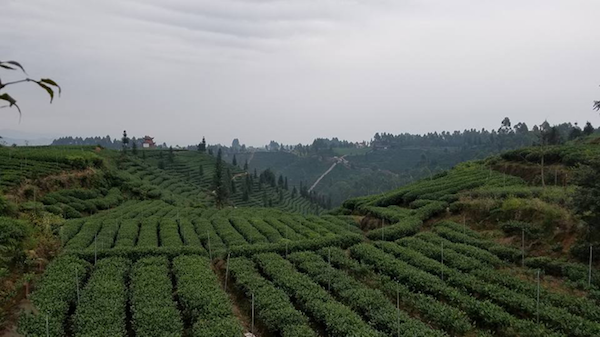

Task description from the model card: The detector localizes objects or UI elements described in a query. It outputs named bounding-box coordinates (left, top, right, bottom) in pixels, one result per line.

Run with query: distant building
left=142, top=136, right=156, bottom=148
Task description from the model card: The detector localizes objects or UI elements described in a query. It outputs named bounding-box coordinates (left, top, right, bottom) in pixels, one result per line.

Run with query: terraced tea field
left=20, top=188, right=600, bottom=335
left=12, top=148, right=600, bottom=336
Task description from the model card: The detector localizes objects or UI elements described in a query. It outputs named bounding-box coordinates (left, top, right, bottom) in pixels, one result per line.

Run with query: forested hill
left=236, top=120, right=598, bottom=207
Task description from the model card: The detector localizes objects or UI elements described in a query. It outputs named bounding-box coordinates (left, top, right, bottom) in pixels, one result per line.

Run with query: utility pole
left=589, top=245, right=594, bottom=288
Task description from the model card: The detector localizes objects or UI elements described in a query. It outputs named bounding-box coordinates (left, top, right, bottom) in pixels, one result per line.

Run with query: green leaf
left=5, top=61, right=26, bottom=74
left=0, top=93, right=16, bottom=105
left=0, top=93, right=22, bottom=117
left=36, top=81, right=55, bottom=103
left=40, top=78, right=61, bottom=95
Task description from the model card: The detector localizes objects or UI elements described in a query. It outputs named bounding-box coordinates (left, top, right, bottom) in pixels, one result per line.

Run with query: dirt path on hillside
left=246, top=151, right=256, bottom=166
left=308, top=155, right=347, bottom=192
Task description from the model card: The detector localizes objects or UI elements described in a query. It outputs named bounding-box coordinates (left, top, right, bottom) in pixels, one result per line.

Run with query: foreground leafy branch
left=0, top=60, right=61, bottom=118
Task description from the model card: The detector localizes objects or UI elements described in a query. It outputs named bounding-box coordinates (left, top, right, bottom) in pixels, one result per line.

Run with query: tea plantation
left=4, top=145, right=600, bottom=336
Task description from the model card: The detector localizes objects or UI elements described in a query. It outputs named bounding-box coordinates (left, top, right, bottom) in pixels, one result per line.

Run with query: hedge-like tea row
left=64, top=220, right=103, bottom=250
left=525, top=257, right=600, bottom=289
left=433, top=225, right=521, bottom=262
left=378, top=242, right=600, bottom=336
left=306, top=215, right=361, bottom=235
left=94, top=219, right=119, bottom=250
left=212, top=217, right=247, bottom=247
left=470, top=269, right=600, bottom=322
left=229, top=217, right=269, bottom=244
left=287, top=251, right=446, bottom=336
left=59, top=219, right=85, bottom=245
left=73, top=257, right=129, bottom=336
left=255, top=253, right=381, bottom=337
left=172, top=255, right=242, bottom=336
left=159, top=219, right=183, bottom=247
left=414, top=232, right=503, bottom=266
left=130, top=256, right=183, bottom=337
left=228, top=257, right=316, bottom=337
left=291, top=216, right=333, bottom=236
left=137, top=218, right=158, bottom=247
left=396, top=237, right=489, bottom=271
left=229, top=234, right=362, bottom=258
left=18, top=256, right=90, bottom=336
left=114, top=219, right=139, bottom=247
left=316, top=247, right=472, bottom=335
left=349, top=244, right=560, bottom=336
left=278, top=215, right=320, bottom=238
left=248, top=218, right=283, bottom=243
left=179, top=219, right=203, bottom=248
left=193, top=218, right=226, bottom=258
left=66, top=245, right=208, bottom=262
left=264, top=218, right=303, bottom=241
left=366, top=216, right=422, bottom=241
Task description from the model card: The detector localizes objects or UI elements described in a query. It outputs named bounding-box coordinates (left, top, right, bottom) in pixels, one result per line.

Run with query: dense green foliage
left=12, top=140, right=600, bottom=336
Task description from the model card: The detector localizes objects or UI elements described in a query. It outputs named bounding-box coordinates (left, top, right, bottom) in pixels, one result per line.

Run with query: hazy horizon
left=2, top=0, right=599, bottom=147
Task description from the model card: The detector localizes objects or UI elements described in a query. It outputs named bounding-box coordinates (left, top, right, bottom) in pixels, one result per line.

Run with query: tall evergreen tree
left=198, top=137, right=207, bottom=153
left=121, top=130, right=129, bottom=153
left=232, top=155, right=237, bottom=166
left=569, top=124, right=583, bottom=140
left=213, top=149, right=228, bottom=208
left=284, top=177, right=288, bottom=190
left=243, top=160, right=249, bottom=171
left=278, top=175, right=284, bottom=188
left=168, top=146, right=175, bottom=163
left=583, top=122, right=595, bottom=136
left=292, top=186, right=297, bottom=198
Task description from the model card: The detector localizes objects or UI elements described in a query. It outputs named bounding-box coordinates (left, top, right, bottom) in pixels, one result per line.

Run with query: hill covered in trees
left=233, top=119, right=598, bottom=207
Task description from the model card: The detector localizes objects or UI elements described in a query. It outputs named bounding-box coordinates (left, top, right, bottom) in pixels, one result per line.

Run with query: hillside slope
left=4, top=141, right=600, bottom=336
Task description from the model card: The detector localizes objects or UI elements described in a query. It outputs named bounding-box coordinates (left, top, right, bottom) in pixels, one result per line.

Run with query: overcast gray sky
left=1, top=0, right=599, bottom=146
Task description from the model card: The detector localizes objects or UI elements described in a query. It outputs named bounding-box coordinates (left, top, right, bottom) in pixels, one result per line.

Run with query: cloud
left=1, top=0, right=599, bottom=146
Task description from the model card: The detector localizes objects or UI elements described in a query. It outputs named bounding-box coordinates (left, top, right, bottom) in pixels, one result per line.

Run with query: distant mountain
left=0, top=129, right=57, bottom=146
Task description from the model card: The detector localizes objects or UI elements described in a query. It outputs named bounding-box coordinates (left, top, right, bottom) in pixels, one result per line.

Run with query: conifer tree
left=245, top=175, right=252, bottom=194
left=583, top=121, right=595, bottom=136
left=292, top=186, right=297, bottom=198
left=198, top=137, right=207, bottom=153
left=121, top=130, right=129, bottom=153
left=278, top=175, right=284, bottom=188
left=168, top=146, right=175, bottom=163
left=243, top=160, right=249, bottom=171
left=284, top=177, right=288, bottom=190
left=232, top=155, right=237, bottom=166
left=213, top=148, right=228, bottom=208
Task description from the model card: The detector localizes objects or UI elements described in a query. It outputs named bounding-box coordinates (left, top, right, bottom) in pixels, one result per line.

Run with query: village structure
left=142, top=135, right=156, bottom=148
